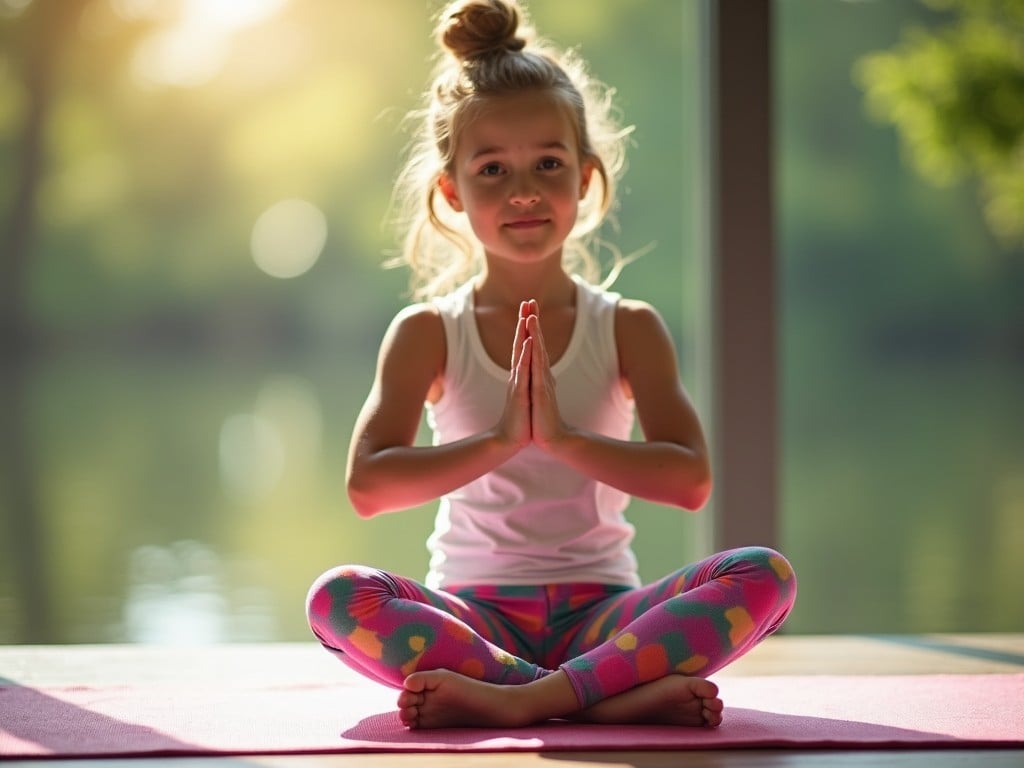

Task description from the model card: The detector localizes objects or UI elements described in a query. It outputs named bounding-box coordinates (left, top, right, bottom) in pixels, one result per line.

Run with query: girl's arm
left=530, top=299, right=711, bottom=511
left=346, top=304, right=531, bottom=518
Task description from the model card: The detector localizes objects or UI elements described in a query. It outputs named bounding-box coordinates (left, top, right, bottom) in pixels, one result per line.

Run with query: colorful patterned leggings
left=306, top=546, right=796, bottom=709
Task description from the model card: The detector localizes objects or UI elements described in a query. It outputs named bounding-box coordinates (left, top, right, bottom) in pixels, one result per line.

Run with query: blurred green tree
left=854, top=0, right=1024, bottom=249
left=2, top=0, right=90, bottom=344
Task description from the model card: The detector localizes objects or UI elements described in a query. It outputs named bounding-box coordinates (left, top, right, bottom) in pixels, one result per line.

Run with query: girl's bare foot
left=576, top=675, right=723, bottom=727
left=398, top=669, right=536, bottom=729
left=397, top=669, right=723, bottom=729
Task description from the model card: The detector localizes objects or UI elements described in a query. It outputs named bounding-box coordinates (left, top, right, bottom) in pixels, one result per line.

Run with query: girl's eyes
left=475, top=158, right=565, bottom=176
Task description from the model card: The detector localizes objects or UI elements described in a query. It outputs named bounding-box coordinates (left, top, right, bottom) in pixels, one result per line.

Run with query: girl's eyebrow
left=468, top=140, right=572, bottom=161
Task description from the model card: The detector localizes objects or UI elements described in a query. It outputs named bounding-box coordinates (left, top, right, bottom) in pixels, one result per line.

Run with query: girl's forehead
left=457, top=91, right=580, bottom=152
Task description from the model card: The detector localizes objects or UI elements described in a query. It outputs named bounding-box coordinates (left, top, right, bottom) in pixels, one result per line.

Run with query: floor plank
left=6, top=751, right=1024, bottom=768
left=2, top=635, right=1023, bottom=768
left=717, top=633, right=1024, bottom=675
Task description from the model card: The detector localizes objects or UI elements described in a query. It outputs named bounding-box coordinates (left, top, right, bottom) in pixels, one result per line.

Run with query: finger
left=526, top=313, right=538, bottom=338
left=531, top=318, right=543, bottom=372
left=519, top=337, right=533, bottom=384
left=511, top=314, right=529, bottom=369
left=526, top=314, right=549, bottom=366
left=511, top=335, right=532, bottom=399
left=519, top=337, right=534, bottom=436
left=528, top=325, right=550, bottom=410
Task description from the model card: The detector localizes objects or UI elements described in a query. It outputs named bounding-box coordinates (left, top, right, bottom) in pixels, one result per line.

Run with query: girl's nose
left=509, top=182, right=540, bottom=206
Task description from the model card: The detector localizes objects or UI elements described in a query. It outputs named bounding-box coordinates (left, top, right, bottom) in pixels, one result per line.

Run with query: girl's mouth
left=505, top=218, right=548, bottom=229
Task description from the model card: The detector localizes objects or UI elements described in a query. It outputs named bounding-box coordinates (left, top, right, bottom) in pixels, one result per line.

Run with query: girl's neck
left=474, top=254, right=576, bottom=310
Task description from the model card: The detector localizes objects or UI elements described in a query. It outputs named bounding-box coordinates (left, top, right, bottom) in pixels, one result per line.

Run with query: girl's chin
left=487, top=247, right=563, bottom=264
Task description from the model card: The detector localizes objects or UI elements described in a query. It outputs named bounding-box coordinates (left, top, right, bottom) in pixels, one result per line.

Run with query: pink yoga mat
left=1, top=674, right=1022, bottom=757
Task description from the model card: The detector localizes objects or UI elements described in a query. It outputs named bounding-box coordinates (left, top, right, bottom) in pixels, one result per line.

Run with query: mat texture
left=2, top=674, right=1022, bottom=757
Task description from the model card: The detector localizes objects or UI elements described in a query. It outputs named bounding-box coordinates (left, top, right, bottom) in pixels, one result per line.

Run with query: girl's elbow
left=346, top=473, right=382, bottom=519
left=682, top=477, right=712, bottom=511
left=679, top=463, right=712, bottom=511
left=347, top=488, right=374, bottom=519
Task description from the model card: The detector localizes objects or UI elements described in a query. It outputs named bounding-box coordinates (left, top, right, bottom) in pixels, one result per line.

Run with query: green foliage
left=855, top=0, right=1024, bottom=247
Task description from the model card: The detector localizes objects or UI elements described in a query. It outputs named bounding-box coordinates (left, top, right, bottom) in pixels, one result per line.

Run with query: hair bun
left=439, top=0, right=529, bottom=62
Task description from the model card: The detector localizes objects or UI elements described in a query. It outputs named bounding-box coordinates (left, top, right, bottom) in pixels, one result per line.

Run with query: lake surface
left=2, top=349, right=1021, bottom=644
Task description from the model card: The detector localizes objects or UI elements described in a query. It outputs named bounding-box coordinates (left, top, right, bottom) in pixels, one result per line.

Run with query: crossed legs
left=307, top=546, right=796, bottom=728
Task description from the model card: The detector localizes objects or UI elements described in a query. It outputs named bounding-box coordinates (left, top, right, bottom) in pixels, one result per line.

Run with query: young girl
left=307, top=0, right=796, bottom=730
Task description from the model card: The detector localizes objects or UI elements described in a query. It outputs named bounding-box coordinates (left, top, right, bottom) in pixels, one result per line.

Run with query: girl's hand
left=497, top=304, right=533, bottom=450
left=523, top=301, right=568, bottom=452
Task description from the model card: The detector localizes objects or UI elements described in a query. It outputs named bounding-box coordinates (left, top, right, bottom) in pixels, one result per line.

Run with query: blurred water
left=1, top=349, right=1022, bottom=643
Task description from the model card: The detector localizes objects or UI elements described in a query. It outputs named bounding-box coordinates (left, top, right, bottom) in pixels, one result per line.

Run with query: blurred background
left=1, top=0, right=1021, bottom=645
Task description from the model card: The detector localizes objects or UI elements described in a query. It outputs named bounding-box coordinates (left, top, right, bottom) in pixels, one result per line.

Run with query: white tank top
left=424, top=275, right=640, bottom=589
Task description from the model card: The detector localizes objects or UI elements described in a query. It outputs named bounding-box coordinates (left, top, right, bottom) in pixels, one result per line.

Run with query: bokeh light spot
left=218, top=413, right=285, bottom=501
left=250, top=198, right=327, bottom=279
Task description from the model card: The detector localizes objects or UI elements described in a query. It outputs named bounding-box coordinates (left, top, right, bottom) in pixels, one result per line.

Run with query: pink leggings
left=306, top=546, right=796, bottom=709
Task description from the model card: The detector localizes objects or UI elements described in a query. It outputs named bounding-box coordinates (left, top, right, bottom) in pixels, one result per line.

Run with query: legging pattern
left=306, top=546, right=796, bottom=709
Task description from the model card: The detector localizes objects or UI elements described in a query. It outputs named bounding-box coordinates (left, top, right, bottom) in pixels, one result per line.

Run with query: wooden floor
left=3, top=634, right=1023, bottom=768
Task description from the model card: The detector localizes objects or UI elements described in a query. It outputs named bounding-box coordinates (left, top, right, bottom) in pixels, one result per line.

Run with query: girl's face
left=439, top=90, right=594, bottom=268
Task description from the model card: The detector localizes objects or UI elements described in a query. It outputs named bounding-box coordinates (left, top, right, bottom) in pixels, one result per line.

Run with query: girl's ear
left=579, top=161, right=595, bottom=199
left=438, top=173, right=464, bottom=212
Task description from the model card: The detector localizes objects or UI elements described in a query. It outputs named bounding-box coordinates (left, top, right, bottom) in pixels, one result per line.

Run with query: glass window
left=778, top=0, right=1024, bottom=633
left=0, top=2, right=702, bottom=643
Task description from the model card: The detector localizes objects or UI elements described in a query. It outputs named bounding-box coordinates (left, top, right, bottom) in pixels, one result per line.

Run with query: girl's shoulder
left=383, top=279, right=474, bottom=367
left=396, top=300, right=441, bottom=317
left=374, top=302, right=446, bottom=407
left=382, top=302, right=445, bottom=357
left=613, top=297, right=675, bottom=358
left=614, top=296, right=666, bottom=332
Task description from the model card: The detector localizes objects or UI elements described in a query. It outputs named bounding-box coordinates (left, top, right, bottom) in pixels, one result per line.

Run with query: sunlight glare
left=0, top=0, right=32, bottom=17
left=113, top=0, right=287, bottom=27
left=134, top=27, right=225, bottom=88
left=182, top=0, right=288, bottom=31
left=129, top=0, right=290, bottom=88
left=251, top=198, right=328, bottom=279
left=109, top=0, right=166, bottom=22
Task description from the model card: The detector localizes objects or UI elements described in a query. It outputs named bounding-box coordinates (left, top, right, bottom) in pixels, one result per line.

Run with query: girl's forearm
left=546, top=428, right=711, bottom=511
left=347, top=430, right=520, bottom=518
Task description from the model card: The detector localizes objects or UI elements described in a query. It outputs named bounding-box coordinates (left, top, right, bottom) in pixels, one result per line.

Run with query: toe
left=703, top=696, right=724, bottom=713
left=398, top=705, right=420, bottom=728
left=693, top=678, right=719, bottom=699
left=397, top=689, right=423, bottom=708
left=702, top=699, right=724, bottom=727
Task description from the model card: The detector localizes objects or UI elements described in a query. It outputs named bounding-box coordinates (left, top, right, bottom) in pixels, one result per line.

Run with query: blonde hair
left=388, top=0, right=632, bottom=300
